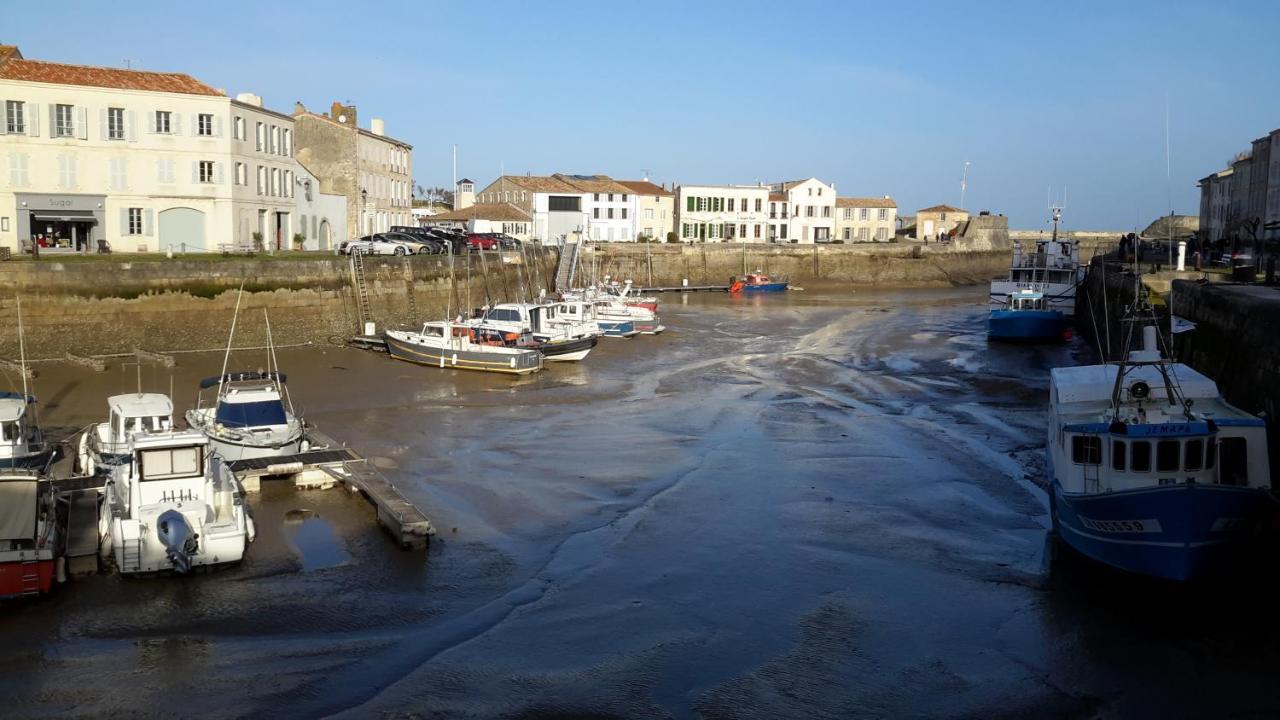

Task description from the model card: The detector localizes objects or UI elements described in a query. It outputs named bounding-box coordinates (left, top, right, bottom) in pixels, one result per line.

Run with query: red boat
left=0, top=469, right=59, bottom=600
left=729, top=273, right=789, bottom=293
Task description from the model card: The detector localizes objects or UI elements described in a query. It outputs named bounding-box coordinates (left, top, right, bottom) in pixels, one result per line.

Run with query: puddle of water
left=284, top=510, right=350, bottom=572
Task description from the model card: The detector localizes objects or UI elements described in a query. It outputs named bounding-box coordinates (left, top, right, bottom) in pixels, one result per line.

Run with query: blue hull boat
left=1052, top=478, right=1273, bottom=582
left=738, top=283, right=788, bottom=293
left=988, top=309, right=1065, bottom=342
left=598, top=320, right=638, bottom=337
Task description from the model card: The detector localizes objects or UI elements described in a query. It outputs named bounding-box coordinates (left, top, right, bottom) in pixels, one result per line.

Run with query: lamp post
left=360, top=188, right=368, bottom=236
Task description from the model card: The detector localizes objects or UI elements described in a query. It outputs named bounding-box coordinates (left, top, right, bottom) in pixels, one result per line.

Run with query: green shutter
left=687, top=196, right=695, bottom=212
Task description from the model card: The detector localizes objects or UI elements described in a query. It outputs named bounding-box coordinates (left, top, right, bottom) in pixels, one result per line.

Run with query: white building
left=0, top=44, right=255, bottom=253
left=768, top=178, right=835, bottom=243
left=617, top=179, right=675, bottom=241
left=675, top=184, right=770, bottom=242
left=229, top=93, right=298, bottom=251
left=834, top=196, right=897, bottom=242
left=294, top=160, right=346, bottom=251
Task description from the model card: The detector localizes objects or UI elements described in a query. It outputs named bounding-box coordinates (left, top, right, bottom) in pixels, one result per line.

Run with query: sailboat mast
left=218, top=283, right=246, bottom=396
left=16, top=295, right=28, bottom=400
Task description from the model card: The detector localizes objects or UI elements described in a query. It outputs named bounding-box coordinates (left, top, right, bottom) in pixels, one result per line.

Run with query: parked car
left=342, top=234, right=419, bottom=256
left=466, top=233, right=501, bottom=250
left=382, top=231, right=445, bottom=254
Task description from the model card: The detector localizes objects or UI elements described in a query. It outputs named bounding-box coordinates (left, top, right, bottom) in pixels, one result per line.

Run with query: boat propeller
left=157, top=509, right=199, bottom=574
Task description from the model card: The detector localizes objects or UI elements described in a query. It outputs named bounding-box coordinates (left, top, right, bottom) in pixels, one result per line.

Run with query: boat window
left=1, top=421, right=18, bottom=442
left=1130, top=441, right=1152, bottom=472
left=139, top=446, right=203, bottom=480
left=1185, top=439, right=1203, bottom=472
left=1156, top=440, right=1180, bottom=473
left=423, top=325, right=444, bottom=337
left=216, top=400, right=287, bottom=428
left=1111, top=440, right=1126, bottom=471
left=1206, top=439, right=1216, bottom=469
left=1219, top=437, right=1248, bottom=486
left=1071, top=435, right=1101, bottom=465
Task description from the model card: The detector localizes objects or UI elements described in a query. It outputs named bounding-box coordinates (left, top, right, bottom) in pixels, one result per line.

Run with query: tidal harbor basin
left=3, top=272, right=1280, bottom=718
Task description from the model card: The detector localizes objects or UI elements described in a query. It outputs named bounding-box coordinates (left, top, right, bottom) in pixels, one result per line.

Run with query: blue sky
left=6, top=0, right=1279, bottom=229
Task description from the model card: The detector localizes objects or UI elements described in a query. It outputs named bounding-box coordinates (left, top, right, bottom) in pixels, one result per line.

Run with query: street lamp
left=360, top=188, right=368, bottom=236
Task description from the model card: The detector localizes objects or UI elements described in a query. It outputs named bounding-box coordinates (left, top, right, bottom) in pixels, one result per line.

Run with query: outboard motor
left=157, top=509, right=198, bottom=573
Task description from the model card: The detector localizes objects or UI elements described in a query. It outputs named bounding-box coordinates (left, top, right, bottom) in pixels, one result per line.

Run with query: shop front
left=14, top=193, right=106, bottom=254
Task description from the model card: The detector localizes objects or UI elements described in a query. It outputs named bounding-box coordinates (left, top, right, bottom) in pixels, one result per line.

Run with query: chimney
left=370, top=118, right=385, bottom=136
left=235, top=92, right=263, bottom=107
left=330, top=101, right=356, bottom=127
left=292, top=101, right=307, bottom=116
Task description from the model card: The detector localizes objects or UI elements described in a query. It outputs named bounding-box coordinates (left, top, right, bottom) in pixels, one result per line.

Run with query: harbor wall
left=0, top=243, right=1007, bottom=359
left=584, top=243, right=1006, bottom=290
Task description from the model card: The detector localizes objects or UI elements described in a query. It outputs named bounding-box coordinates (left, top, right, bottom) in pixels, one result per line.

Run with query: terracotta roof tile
left=836, top=196, right=897, bottom=208
left=426, top=203, right=531, bottom=222
left=0, top=55, right=222, bottom=96
left=553, top=173, right=633, bottom=194
left=615, top=180, right=673, bottom=197
left=0, top=45, right=22, bottom=63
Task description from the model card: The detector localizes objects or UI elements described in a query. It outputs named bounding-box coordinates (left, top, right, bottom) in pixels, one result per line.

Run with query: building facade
left=618, top=180, right=674, bottom=241
left=1197, top=168, right=1234, bottom=244
left=834, top=196, right=897, bottom=242
left=229, top=93, right=297, bottom=251
left=1, top=45, right=242, bottom=253
left=473, top=173, right=646, bottom=243
left=767, top=178, right=835, bottom=243
left=294, top=159, right=346, bottom=251
left=293, top=101, right=413, bottom=240
left=675, top=184, right=769, bottom=242
left=1269, top=130, right=1280, bottom=243
left=915, top=204, right=969, bottom=241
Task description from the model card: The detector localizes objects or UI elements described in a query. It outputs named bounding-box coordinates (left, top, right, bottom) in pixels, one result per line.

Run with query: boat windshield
left=216, top=400, right=287, bottom=428
left=1, top=421, right=19, bottom=442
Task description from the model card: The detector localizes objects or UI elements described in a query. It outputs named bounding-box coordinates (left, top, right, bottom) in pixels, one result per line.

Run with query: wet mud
left=2, top=287, right=1278, bottom=719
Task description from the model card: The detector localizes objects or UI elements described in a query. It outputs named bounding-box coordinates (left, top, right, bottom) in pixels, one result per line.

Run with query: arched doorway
left=319, top=219, right=331, bottom=251
left=158, top=207, right=206, bottom=251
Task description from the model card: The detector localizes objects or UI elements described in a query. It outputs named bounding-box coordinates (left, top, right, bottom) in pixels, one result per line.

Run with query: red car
left=466, top=234, right=500, bottom=250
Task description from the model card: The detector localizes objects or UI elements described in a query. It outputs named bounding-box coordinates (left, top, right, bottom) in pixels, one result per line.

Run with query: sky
left=6, top=0, right=1279, bottom=229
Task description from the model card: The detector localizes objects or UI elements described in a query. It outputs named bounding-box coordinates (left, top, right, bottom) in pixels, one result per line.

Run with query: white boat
left=1048, top=303, right=1273, bottom=581
left=384, top=320, right=544, bottom=375
left=0, top=392, right=55, bottom=471
left=468, top=302, right=599, bottom=362
left=186, top=372, right=305, bottom=462
left=560, top=288, right=664, bottom=335
left=77, top=393, right=175, bottom=475
left=100, top=428, right=254, bottom=574
left=549, top=298, right=639, bottom=338
left=0, top=468, right=58, bottom=599
left=989, top=206, right=1080, bottom=341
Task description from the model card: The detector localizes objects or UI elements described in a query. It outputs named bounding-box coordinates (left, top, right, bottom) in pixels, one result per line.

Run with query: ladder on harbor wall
left=400, top=254, right=417, bottom=324
left=350, top=251, right=373, bottom=330
left=555, top=241, right=581, bottom=292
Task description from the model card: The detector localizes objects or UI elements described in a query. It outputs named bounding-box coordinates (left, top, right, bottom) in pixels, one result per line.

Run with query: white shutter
left=127, top=111, right=138, bottom=141
left=191, top=162, right=199, bottom=184
left=172, top=114, right=182, bottom=135
left=47, top=104, right=56, bottom=136
left=143, top=209, right=154, bottom=236
left=214, top=116, right=223, bottom=137
left=0, top=102, right=6, bottom=136
left=192, top=114, right=200, bottom=136
left=146, top=111, right=156, bottom=133
left=155, top=158, right=164, bottom=182
left=213, top=162, right=224, bottom=185
left=120, top=209, right=129, bottom=236
left=99, top=108, right=108, bottom=140
left=25, top=103, right=38, bottom=137
left=76, top=106, right=88, bottom=139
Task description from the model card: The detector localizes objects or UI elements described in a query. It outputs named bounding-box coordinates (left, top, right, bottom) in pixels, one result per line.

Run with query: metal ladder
left=19, top=559, right=42, bottom=596
left=400, top=254, right=417, bottom=323
left=350, top=250, right=373, bottom=331
left=120, top=537, right=141, bottom=573
left=555, top=241, right=581, bottom=292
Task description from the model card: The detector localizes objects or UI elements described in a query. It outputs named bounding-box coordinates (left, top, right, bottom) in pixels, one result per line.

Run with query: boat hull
left=597, top=320, right=638, bottom=338
left=988, top=309, right=1066, bottom=342
left=1052, top=480, right=1274, bottom=582
left=385, top=332, right=542, bottom=375
left=733, top=282, right=788, bottom=293
left=538, top=335, right=598, bottom=362
left=184, top=410, right=304, bottom=462
left=0, top=557, right=56, bottom=599
left=0, top=447, right=56, bottom=471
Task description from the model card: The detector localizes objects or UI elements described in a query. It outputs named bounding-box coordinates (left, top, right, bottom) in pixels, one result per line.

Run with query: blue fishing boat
left=730, top=273, right=788, bottom=293
left=1048, top=297, right=1274, bottom=581
left=988, top=205, right=1079, bottom=342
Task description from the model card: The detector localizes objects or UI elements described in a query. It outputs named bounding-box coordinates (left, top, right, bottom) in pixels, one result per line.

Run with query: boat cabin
left=104, top=393, right=174, bottom=449
left=199, top=373, right=289, bottom=430
left=0, top=393, right=37, bottom=458
left=481, top=303, right=557, bottom=334
left=1008, top=240, right=1078, bottom=286
left=1007, top=291, right=1048, bottom=311
left=1050, top=364, right=1271, bottom=494
left=124, top=431, right=211, bottom=511
left=0, top=470, right=47, bottom=552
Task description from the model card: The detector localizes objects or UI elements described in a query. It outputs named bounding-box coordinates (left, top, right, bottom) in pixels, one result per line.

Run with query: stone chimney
left=330, top=101, right=356, bottom=127
left=235, top=92, right=263, bottom=107
left=370, top=118, right=385, bottom=136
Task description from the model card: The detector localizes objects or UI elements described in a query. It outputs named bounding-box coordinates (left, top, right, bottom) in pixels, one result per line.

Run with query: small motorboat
left=988, top=289, right=1067, bottom=342
left=100, top=428, right=254, bottom=574
left=385, top=320, right=544, bottom=375
left=729, top=273, right=788, bottom=293
left=551, top=298, right=638, bottom=338
left=77, top=393, right=175, bottom=475
left=468, top=303, right=599, bottom=362
left=0, top=392, right=55, bottom=471
left=187, top=372, right=305, bottom=462
left=0, top=468, right=58, bottom=599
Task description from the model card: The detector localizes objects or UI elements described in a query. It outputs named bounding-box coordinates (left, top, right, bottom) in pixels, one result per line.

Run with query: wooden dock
left=62, top=488, right=100, bottom=577
left=633, top=284, right=730, bottom=293
left=226, top=428, right=433, bottom=549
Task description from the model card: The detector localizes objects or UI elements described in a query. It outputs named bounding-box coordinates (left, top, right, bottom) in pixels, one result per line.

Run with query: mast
left=16, top=295, right=28, bottom=401
left=217, top=281, right=246, bottom=397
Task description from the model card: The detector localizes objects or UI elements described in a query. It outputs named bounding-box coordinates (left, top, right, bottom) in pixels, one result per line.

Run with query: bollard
left=682, top=278, right=688, bottom=287
left=1177, top=241, right=1186, bottom=271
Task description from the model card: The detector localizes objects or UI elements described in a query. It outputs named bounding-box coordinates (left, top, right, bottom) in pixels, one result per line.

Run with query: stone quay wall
left=0, top=250, right=557, bottom=359
left=0, top=243, right=1007, bottom=359
left=584, top=243, right=1007, bottom=290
